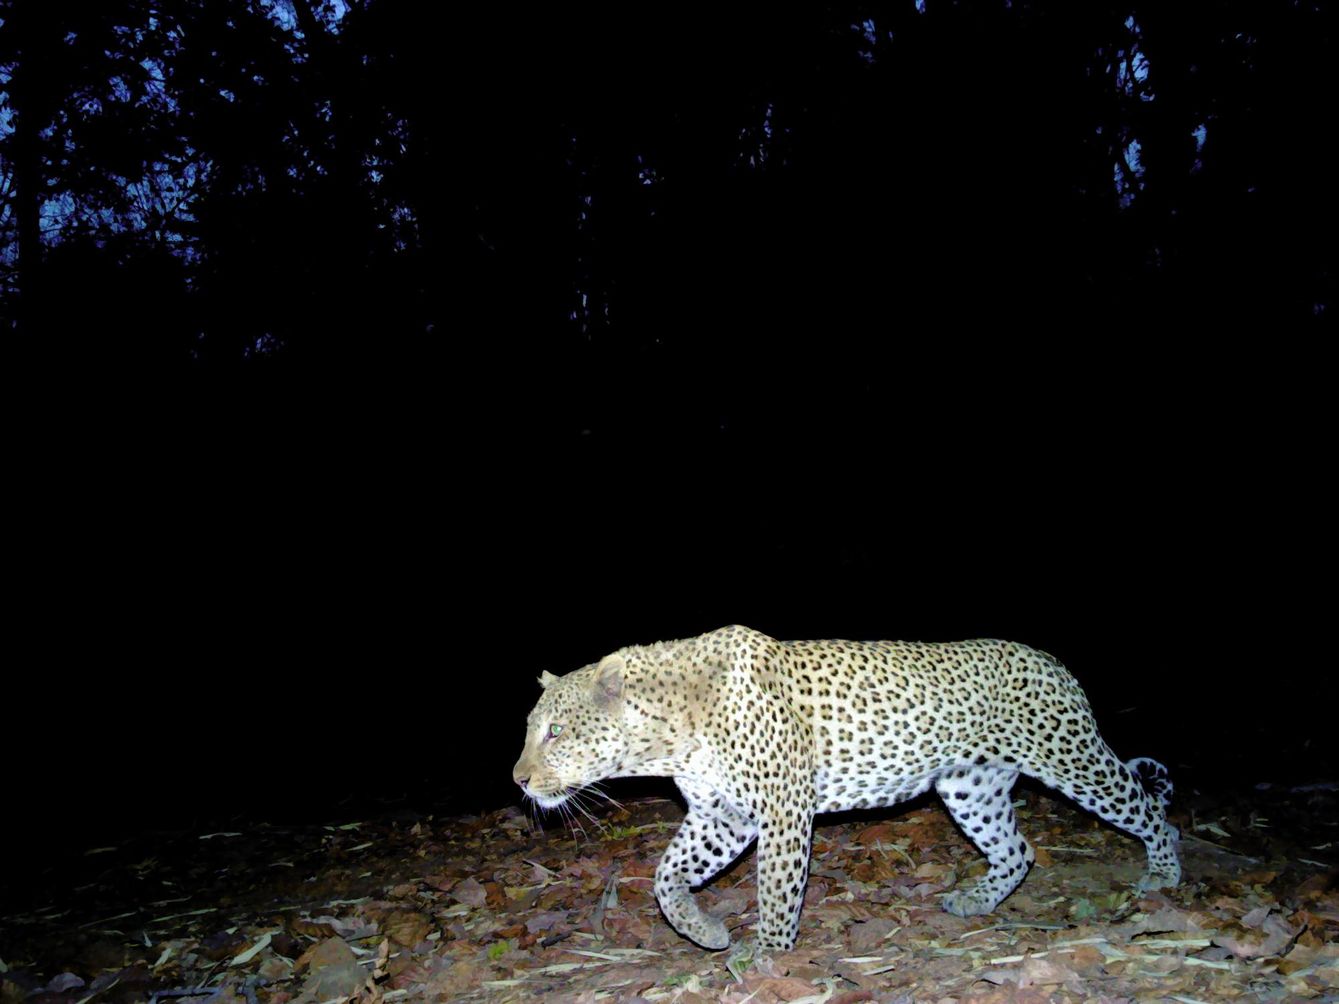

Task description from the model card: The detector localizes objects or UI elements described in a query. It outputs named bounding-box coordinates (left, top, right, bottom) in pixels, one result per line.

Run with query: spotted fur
left=512, top=625, right=1181, bottom=952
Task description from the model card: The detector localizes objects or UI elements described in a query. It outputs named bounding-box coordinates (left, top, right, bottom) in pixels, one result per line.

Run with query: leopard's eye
left=548, top=724, right=564, bottom=740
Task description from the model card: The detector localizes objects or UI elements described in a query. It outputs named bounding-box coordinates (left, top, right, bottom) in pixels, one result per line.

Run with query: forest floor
left=2, top=782, right=1337, bottom=1004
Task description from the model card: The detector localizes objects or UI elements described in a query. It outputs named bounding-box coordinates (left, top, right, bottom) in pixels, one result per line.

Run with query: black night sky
left=2, top=1, right=1333, bottom=894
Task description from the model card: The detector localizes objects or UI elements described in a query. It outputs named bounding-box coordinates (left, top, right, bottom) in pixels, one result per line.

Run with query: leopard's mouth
left=522, top=785, right=570, bottom=810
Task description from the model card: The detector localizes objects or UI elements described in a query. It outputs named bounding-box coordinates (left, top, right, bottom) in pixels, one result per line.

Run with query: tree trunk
left=5, top=4, right=61, bottom=340
left=10, top=108, right=44, bottom=337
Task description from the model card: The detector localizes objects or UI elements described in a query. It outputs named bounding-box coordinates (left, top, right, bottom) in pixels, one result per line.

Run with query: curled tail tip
left=1126, top=756, right=1174, bottom=813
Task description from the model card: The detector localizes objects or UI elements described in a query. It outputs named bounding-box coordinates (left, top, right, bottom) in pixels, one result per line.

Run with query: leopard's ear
left=593, top=654, right=624, bottom=707
left=538, top=670, right=560, bottom=689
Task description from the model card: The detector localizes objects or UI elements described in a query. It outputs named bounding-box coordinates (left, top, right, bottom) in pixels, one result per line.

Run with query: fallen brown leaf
left=382, top=909, right=431, bottom=948
left=449, top=876, right=488, bottom=907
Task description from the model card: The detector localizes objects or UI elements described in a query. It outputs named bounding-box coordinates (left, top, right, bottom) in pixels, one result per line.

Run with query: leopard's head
left=512, top=655, right=628, bottom=810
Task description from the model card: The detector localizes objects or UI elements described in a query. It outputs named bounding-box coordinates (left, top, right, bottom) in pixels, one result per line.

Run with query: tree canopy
left=1, top=1, right=1331, bottom=434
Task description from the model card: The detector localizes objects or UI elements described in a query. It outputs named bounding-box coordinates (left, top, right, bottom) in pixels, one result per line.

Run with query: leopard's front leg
left=655, top=778, right=758, bottom=950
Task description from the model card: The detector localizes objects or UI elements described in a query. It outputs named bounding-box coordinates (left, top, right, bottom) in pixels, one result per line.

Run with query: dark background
left=2, top=1, right=1332, bottom=878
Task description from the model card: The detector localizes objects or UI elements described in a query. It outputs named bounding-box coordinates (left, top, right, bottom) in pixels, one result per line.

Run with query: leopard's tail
left=1126, top=756, right=1174, bottom=815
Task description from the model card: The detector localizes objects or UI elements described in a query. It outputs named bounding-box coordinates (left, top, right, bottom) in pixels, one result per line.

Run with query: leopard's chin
left=524, top=788, right=570, bottom=810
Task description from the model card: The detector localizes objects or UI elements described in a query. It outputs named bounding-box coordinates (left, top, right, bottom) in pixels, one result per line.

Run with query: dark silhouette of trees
left=0, top=0, right=1331, bottom=428
left=1, top=3, right=176, bottom=350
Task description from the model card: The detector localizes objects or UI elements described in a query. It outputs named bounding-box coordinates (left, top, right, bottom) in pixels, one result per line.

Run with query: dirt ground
left=2, top=781, right=1336, bottom=1003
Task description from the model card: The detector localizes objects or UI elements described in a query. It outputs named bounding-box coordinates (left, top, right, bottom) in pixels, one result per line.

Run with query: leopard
left=512, top=625, right=1181, bottom=952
